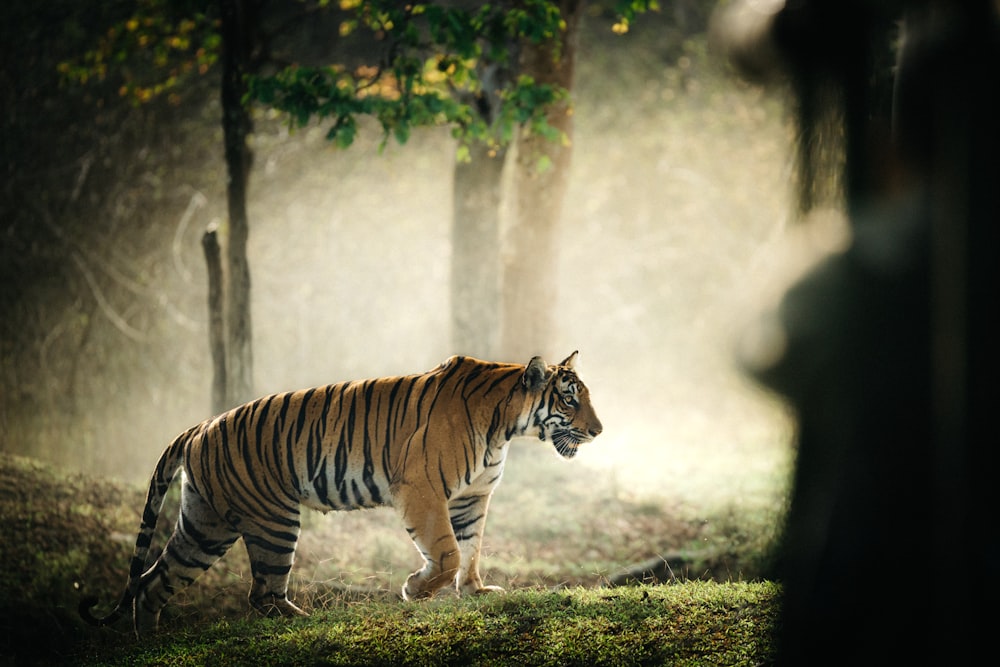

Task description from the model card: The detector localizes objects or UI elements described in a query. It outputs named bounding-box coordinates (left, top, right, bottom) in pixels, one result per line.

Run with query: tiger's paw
left=402, top=574, right=433, bottom=601
left=250, top=594, right=309, bottom=618
left=133, top=606, right=160, bottom=639
left=457, top=577, right=504, bottom=596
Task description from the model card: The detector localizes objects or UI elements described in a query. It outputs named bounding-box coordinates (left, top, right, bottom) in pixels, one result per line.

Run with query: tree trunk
left=500, top=0, right=583, bottom=361
left=219, top=0, right=257, bottom=409
left=451, top=143, right=507, bottom=360
left=202, top=223, right=227, bottom=416
left=450, top=57, right=515, bottom=361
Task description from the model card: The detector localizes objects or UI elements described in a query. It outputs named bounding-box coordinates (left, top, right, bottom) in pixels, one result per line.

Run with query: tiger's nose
left=588, top=421, right=603, bottom=438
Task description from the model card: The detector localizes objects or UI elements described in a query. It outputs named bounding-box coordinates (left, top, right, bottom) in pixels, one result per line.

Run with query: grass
left=76, top=584, right=781, bottom=667
left=0, top=451, right=785, bottom=666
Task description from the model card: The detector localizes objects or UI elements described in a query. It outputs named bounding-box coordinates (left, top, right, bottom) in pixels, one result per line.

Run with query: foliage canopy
left=250, top=1, right=572, bottom=156
left=58, top=0, right=658, bottom=156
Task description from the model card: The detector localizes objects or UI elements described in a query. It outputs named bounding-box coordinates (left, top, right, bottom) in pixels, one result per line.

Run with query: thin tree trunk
left=220, top=0, right=257, bottom=409
left=500, top=0, right=583, bottom=361
left=202, top=223, right=227, bottom=416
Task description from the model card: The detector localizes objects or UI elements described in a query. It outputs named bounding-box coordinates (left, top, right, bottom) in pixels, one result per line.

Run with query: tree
left=218, top=0, right=262, bottom=410
left=450, top=60, right=513, bottom=359
left=498, top=0, right=657, bottom=359
left=500, top=0, right=583, bottom=360
left=718, top=0, right=1000, bottom=663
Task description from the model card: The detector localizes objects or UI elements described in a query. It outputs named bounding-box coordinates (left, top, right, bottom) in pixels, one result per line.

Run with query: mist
left=2, top=10, right=797, bottom=512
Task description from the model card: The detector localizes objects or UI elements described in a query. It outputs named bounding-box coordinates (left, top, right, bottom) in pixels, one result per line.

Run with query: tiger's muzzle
left=549, top=421, right=602, bottom=459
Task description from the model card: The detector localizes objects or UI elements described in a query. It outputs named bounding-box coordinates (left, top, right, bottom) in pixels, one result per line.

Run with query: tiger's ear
left=523, top=356, right=551, bottom=392
left=558, top=351, right=579, bottom=368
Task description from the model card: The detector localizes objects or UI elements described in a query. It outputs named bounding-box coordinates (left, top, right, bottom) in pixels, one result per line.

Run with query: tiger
left=79, top=352, right=601, bottom=636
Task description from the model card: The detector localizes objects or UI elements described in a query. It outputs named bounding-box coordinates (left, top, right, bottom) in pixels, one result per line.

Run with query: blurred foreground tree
left=717, top=0, right=1000, bottom=663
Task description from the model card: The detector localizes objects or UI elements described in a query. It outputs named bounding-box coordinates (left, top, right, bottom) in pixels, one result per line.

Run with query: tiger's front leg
left=449, top=492, right=504, bottom=596
left=398, top=497, right=462, bottom=600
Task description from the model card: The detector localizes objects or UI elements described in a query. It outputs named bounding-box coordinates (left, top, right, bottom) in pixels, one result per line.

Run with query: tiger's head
left=523, top=351, right=603, bottom=459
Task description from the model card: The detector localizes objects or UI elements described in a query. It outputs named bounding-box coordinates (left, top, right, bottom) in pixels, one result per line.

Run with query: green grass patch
left=77, top=583, right=780, bottom=667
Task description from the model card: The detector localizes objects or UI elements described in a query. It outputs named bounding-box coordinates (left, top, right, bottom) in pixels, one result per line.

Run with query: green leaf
left=393, top=123, right=411, bottom=145
left=331, top=116, right=357, bottom=149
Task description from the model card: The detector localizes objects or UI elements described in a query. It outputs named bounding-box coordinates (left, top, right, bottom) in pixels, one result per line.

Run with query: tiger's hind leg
left=133, top=480, right=240, bottom=636
left=240, top=512, right=308, bottom=618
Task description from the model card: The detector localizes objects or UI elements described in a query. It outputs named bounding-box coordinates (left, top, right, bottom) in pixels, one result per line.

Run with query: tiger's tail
left=79, top=427, right=192, bottom=628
